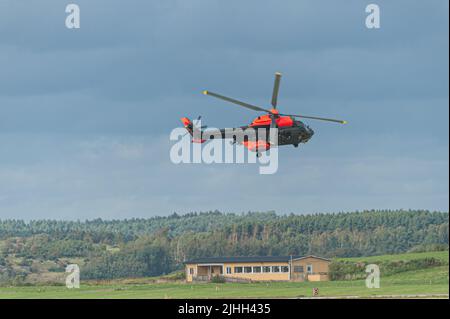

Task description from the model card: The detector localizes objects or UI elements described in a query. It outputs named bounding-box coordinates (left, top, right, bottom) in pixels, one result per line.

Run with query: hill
left=0, top=210, right=448, bottom=283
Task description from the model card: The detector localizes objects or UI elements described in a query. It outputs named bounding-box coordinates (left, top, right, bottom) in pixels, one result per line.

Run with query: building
left=184, top=255, right=330, bottom=282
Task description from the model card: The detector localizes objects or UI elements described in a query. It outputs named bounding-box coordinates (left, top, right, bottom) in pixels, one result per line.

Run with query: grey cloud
left=0, top=0, right=448, bottom=219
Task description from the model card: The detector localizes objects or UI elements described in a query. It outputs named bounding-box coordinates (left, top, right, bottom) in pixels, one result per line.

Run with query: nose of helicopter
left=305, top=125, right=314, bottom=141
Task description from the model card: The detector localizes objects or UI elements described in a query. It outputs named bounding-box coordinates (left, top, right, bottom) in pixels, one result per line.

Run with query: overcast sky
left=0, top=0, right=448, bottom=220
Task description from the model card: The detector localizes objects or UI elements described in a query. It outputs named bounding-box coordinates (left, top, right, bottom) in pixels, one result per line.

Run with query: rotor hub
left=269, top=108, right=279, bottom=115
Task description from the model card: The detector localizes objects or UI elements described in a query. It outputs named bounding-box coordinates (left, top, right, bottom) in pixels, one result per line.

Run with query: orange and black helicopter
left=181, top=72, right=346, bottom=156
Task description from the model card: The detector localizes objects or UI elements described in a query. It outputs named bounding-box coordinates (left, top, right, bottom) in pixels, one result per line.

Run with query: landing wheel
left=293, top=144, right=299, bottom=148
left=256, top=152, right=262, bottom=158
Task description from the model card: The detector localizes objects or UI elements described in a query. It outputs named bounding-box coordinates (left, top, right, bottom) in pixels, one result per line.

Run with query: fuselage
left=212, top=115, right=314, bottom=147
left=181, top=114, right=314, bottom=151
left=247, top=115, right=314, bottom=146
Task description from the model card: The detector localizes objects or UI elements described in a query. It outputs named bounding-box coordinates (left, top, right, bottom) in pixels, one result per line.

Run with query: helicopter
left=181, top=72, right=346, bottom=157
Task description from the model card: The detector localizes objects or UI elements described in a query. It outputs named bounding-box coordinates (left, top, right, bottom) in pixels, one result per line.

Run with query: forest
left=0, top=210, right=448, bottom=282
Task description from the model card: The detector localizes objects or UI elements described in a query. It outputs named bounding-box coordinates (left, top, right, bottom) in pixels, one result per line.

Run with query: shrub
left=48, top=266, right=65, bottom=273
left=211, top=275, right=226, bottom=283
left=329, top=257, right=447, bottom=281
left=408, top=244, right=449, bottom=253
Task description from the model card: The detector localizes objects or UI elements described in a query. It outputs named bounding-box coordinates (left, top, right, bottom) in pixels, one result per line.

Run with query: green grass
left=0, top=251, right=447, bottom=299
left=0, top=266, right=447, bottom=299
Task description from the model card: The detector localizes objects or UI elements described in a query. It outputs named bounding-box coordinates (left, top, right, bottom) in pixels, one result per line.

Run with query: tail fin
left=181, top=117, right=193, bottom=134
left=180, top=117, right=205, bottom=143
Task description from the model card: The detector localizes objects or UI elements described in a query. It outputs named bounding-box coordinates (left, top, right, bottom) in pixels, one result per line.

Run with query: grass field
left=0, top=251, right=448, bottom=299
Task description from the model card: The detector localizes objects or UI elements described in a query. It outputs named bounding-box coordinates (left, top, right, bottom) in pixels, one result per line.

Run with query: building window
left=307, top=265, right=313, bottom=274
left=226, top=267, right=232, bottom=274
left=294, top=266, right=304, bottom=273
left=234, top=267, right=243, bottom=273
left=253, top=266, right=262, bottom=273
left=189, top=268, right=194, bottom=275
left=244, top=266, right=252, bottom=273
left=281, top=266, right=289, bottom=273
left=263, top=266, right=271, bottom=273
left=272, top=266, right=280, bottom=273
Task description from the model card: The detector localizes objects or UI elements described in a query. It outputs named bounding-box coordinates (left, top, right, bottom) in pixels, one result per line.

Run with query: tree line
left=0, top=210, right=448, bottom=280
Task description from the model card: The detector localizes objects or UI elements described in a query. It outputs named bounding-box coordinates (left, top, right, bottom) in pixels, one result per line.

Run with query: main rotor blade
left=271, top=72, right=282, bottom=108
left=203, top=90, right=270, bottom=113
left=269, top=114, right=278, bottom=145
left=282, top=113, right=347, bottom=124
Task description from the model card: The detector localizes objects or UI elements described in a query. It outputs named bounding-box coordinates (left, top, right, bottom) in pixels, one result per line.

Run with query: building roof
left=184, top=255, right=330, bottom=264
